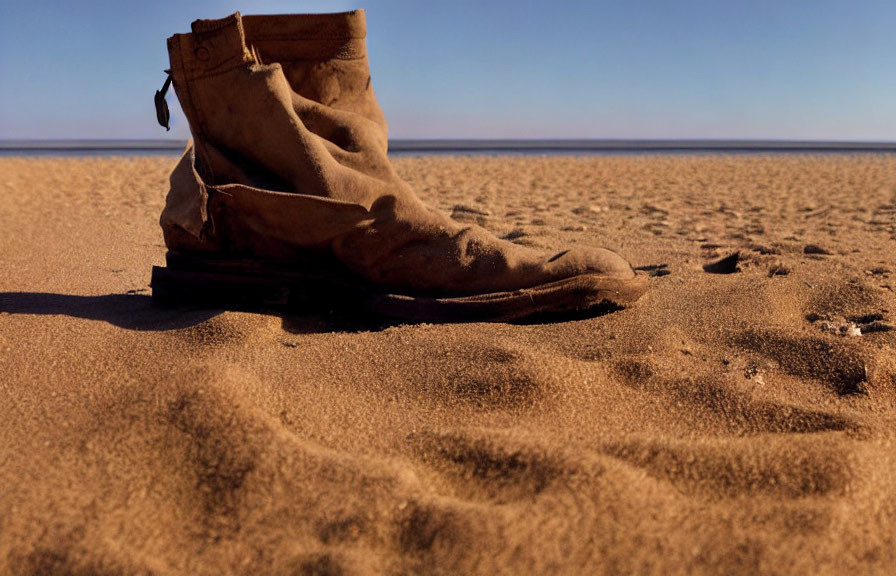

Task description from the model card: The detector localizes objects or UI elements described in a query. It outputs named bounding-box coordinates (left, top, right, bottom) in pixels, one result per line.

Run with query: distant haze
left=1, top=0, right=894, bottom=141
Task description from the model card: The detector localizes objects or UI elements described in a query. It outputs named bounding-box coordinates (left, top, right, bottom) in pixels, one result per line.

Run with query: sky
left=1, top=0, right=894, bottom=141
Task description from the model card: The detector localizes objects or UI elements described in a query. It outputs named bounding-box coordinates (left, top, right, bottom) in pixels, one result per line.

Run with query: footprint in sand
left=408, top=429, right=564, bottom=504
left=597, top=435, right=855, bottom=501
left=610, top=360, right=858, bottom=435
left=734, top=329, right=868, bottom=396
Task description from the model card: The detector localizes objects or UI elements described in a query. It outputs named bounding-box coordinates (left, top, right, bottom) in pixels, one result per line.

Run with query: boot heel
left=151, top=265, right=291, bottom=308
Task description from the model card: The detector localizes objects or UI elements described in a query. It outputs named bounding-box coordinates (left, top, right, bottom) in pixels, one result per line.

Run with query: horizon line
left=3, top=138, right=896, bottom=153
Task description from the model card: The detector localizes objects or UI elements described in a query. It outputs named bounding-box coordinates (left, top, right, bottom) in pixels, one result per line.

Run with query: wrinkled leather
left=161, top=11, right=638, bottom=297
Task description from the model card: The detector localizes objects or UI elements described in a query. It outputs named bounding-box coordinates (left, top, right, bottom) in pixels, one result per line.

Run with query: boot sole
left=151, top=252, right=648, bottom=323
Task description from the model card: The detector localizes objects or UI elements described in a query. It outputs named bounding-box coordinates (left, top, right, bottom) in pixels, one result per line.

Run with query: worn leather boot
left=152, top=10, right=647, bottom=322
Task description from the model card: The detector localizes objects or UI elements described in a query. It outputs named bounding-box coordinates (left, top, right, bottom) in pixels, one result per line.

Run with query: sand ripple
left=2, top=155, right=896, bottom=574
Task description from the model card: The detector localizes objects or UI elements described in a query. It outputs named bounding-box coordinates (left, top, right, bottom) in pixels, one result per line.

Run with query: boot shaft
left=160, top=10, right=401, bottom=257
left=242, top=12, right=386, bottom=132
left=167, top=10, right=386, bottom=138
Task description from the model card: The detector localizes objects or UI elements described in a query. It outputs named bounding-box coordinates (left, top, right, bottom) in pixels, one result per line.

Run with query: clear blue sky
left=1, top=0, right=894, bottom=141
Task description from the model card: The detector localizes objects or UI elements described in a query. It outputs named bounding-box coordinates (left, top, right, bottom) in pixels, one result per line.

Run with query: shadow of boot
left=0, top=292, right=220, bottom=331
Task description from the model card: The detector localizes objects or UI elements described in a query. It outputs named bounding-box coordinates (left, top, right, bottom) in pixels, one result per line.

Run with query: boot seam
left=191, top=12, right=242, bottom=34
left=173, top=57, right=257, bottom=82
left=260, top=55, right=364, bottom=62
left=173, top=35, right=208, bottom=137
left=248, top=39, right=366, bottom=61
left=177, top=62, right=260, bottom=82
left=248, top=33, right=366, bottom=40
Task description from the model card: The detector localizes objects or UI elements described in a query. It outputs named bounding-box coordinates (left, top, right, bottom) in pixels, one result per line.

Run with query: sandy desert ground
left=1, top=154, right=895, bottom=575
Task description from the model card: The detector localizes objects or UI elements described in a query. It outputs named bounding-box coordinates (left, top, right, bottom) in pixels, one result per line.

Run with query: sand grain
left=1, top=154, right=895, bottom=574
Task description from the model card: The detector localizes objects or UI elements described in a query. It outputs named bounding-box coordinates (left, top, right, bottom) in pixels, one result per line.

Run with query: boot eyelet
left=195, top=46, right=210, bottom=62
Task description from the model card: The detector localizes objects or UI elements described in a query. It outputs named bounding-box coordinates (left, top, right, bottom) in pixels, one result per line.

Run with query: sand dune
left=1, top=155, right=895, bottom=574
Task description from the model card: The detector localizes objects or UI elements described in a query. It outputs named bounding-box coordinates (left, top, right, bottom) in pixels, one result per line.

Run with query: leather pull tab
left=155, top=70, right=172, bottom=131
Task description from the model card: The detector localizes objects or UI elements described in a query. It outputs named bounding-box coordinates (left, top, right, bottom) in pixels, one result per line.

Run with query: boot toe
left=546, top=246, right=636, bottom=280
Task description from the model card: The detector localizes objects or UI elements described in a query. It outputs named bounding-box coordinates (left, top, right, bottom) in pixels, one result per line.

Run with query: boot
left=152, top=10, right=647, bottom=322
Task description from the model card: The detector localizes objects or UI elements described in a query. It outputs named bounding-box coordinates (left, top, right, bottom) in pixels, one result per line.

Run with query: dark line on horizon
left=389, top=139, right=896, bottom=153
left=3, top=139, right=896, bottom=153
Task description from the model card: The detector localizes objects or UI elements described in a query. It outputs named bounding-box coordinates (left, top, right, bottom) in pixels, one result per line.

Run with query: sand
left=1, top=154, right=895, bottom=575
